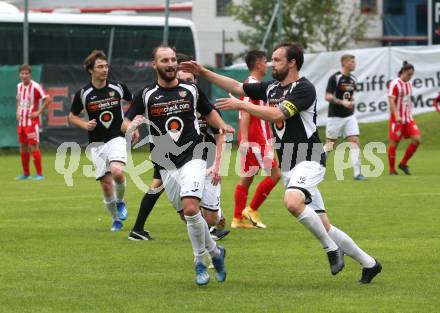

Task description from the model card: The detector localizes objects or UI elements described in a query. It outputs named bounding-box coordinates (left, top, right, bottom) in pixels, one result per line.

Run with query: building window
left=217, top=0, right=232, bottom=17
left=384, top=0, right=403, bottom=15
left=215, top=53, right=233, bottom=68
left=416, top=4, right=427, bottom=34
left=360, top=0, right=376, bottom=14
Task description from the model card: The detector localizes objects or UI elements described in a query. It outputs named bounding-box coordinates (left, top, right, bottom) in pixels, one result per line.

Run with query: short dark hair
left=273, top=42, right=304, bottom=71
left=398, top=60, right=414, bottom=76
left=84, top=50, right=107, bottom=75
left=245, top=50, right=266, bottom=71
left=176, top=53, right=194, bottom=64
left=340, top=54, right=355, bottom=65
left=151, top=44, right=176, bottom=61
left=19, top=64, right=31, bottom=73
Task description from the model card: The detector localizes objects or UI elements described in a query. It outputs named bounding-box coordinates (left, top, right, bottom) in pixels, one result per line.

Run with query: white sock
left=185, top=212, right=207, bottom=264
left=205, top=222, right=220, bottom=258
left=114, top=180, right=126, bottom=203
left=297, top=206, right=338, bottom=252
left=328, top=225, right=376, bottom=268
left=103, top=195, right=119, bottom=221
left=350, top=147, right=361, bottom=177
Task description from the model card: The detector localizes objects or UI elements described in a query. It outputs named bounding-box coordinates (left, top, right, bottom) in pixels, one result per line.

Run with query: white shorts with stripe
left=90, top=136, right=127, bottom=180
left=283, top=161, right=326, bottom=214
left=160, top=159, right=221, bottom=212
left=200, top=175, right=221, bottom=211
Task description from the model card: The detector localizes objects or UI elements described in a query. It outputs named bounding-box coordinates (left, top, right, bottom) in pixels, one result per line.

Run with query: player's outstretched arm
left=216, top=95, right=285, bottom=123
left=179, top=61, right=245, bottom=97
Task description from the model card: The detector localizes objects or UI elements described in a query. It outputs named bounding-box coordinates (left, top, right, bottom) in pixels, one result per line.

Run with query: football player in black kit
left=126, top=53, right=230, bottom=242
left=69, top=50, right=132, bottom=232
left=324, top=54, right=366, bottom=180
left=181, top=42, right=381, bottom=284
left=122, top=45, right=233, bottom=286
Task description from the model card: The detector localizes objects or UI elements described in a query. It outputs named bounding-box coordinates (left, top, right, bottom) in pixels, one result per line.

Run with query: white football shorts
left=326, top=115, right=360, bottom=139
left=283, top=161, right=326, bottom=214
left=91, top=136, right=127, bottom=180
left=160, top=158, right=207, bottom=212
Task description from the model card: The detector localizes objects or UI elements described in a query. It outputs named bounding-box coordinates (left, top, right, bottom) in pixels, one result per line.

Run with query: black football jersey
left=326, top=71, right=357, bottom=117
left=126, top=81, right=214, bottom=169
left=243, top=77, right=325, bottom=171
left=70, top=80, right=132, bottom=143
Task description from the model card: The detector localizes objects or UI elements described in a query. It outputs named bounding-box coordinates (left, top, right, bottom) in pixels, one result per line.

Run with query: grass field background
left=1, top=113, right=439, bottom=312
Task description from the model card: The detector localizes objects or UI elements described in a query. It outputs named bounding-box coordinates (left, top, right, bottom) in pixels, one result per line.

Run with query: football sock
left=104, top=195, right=119, bottom=221
left=350, top=147, right=361, bottom=177
left=400, top=143, right=418, bottom=166
left=21, top=151, right=30, bottom=176
left=115, top=179, right=126, bottom=203
left=234, top=184, right=248, bottom=219
left=328, top=225, right=376, bottom=268
left=297, top=206, right=338, bottom=252
left=249, top=177, right=277, bottom=211
left=132, top=190, right=161, bottom=232
left=216, top=209, right=226, bottom=230
left=205, top=222, right=220, bottom=258
left=388, top=144, right=397, bottom=172
left=185, top=212, right=207, bottom=264
left=32, top=149, right=43, bottom=176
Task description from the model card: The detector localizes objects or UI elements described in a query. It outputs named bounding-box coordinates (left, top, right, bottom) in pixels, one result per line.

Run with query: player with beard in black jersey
left=122, top=45, right=233, bottom=286
left=126, top=53, right=230, bottom=242
left=69, top=50, right=133, bottom=232
left=180, top=42, right=382, bottom=284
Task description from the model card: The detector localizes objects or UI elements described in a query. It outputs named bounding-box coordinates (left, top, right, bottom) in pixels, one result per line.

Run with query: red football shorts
left=389, top=119, right=420, bottom=142
left=18, top=124, right=39, bottom=145
left=240, top=144, right=278, bottom=175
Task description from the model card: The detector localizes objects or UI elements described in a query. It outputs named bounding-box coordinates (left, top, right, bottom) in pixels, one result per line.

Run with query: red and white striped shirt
left=388, top=78, right=413, bottom=124
left=238, top=76, right=272, bottom=146
left=16, top=80, right=48, bottom=127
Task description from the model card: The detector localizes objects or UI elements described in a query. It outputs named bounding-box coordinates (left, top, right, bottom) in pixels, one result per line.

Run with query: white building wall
left=357, top=0, right=383, bottom=48
left=192, top=0, right=248, bottom=66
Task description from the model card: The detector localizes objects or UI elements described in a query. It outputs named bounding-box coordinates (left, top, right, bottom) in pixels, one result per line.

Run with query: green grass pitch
left=1, top=113, right=439, bottom=312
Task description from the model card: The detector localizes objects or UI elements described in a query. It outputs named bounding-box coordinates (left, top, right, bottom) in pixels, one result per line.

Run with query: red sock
left=387, top=144, right=397, bottom=173
left=400, top=143, right=418, bottom=166
left=250, top=177, right=277, bottom=211
left=21, top=152, right=30, bottom=176
left=32, top=149, right=43, bottom=176
left=234, top=185, right=248, bottom=219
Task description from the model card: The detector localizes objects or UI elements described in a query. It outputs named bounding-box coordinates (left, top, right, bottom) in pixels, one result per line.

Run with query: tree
left=229, top=0, right=369, bottom=53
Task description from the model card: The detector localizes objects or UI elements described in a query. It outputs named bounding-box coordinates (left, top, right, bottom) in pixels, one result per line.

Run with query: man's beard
left=157, top=66, right=177, bottom=82
left=272, top=67, right=288, bottom=81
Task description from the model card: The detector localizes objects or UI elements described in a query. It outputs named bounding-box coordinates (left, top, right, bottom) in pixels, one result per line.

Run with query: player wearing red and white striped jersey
left=16, top=64, right=51, bottom=180
left=387, top=61, right=420, bottom=175
left=233, top=50, right=281, bottom=229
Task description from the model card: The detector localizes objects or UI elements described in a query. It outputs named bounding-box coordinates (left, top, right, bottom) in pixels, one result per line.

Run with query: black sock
left=132, top=191, right=162, bottom=232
